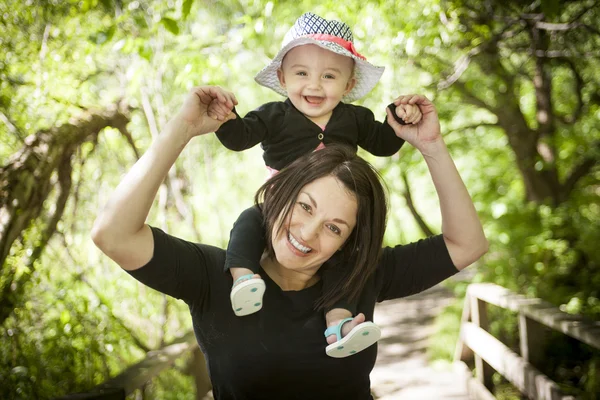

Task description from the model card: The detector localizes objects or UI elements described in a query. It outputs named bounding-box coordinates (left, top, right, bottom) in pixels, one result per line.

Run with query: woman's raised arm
left=386, top=95, right=488, bottom=270
left=91, top=86, right=236, bottom=270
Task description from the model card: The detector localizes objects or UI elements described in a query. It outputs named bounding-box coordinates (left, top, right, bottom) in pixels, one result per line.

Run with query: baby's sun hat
left=254, top=12, right=384, bottom=103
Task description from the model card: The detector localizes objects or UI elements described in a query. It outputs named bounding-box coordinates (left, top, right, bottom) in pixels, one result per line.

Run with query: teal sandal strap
left=233, top=274, right=255, bottom=286
left=323, top=317, right=354, bottom=342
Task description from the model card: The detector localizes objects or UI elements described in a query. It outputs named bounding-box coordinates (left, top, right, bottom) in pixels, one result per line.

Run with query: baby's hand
left=206, top=87, right=238, bottom=121
left=394, top=103, right=422, bottom=125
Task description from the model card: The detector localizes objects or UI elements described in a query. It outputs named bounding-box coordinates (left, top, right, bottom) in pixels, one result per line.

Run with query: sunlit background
left=1, top=0, right=599, bottom=398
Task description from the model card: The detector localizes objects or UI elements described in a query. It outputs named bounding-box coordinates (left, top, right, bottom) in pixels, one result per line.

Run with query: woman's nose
left=300, top=220, right=320, bottom=241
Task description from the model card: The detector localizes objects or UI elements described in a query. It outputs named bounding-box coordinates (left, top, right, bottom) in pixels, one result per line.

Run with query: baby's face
left=278, top=44, right=355, bottom=126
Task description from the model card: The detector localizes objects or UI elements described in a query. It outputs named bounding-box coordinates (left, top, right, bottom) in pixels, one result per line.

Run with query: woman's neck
left=261, top=255, right=321, bottom=291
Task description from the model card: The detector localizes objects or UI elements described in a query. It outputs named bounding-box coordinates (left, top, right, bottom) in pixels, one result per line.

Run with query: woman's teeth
left=288, top=233, right=312, bottom=254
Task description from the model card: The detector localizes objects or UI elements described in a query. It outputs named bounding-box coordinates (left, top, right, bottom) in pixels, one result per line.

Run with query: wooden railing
left=454, top=283, right=600, bottom=400
left=58, top=331, right=211, bottom=400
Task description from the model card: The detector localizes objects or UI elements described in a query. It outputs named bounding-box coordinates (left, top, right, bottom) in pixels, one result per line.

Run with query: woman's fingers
left=208, top=101, right=234, bottom=121
left=393, top=94, right=431, bottom=106
left=392, top=94, right=432, bottom=124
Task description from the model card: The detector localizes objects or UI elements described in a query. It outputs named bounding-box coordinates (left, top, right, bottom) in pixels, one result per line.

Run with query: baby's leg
left=226, top=205, right=267, bottom=316
left=322, top=262, right=358, bottom=342
left=321, top=258, right=381, bottom=357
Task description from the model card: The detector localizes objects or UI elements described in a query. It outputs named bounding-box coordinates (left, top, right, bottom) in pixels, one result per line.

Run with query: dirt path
left=370, top=284, right=468, bottom=399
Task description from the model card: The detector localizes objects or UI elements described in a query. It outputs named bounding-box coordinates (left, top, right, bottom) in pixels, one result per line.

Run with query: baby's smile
left=304, top=95, right=324, bottom=105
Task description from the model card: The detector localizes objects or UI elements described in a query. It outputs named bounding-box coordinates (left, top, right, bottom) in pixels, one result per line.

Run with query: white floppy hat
left=254, top=12, right=385, bottom=103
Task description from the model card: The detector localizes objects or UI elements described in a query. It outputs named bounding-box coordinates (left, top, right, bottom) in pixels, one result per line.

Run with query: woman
left=91, top=87, right=488, bottom=399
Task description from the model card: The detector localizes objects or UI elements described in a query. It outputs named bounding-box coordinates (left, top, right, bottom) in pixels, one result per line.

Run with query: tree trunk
left=0, top=104, right=130, bottom=326
left=471, top=50, right=563, bottom=205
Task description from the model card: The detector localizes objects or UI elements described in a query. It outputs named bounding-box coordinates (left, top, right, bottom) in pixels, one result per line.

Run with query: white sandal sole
left=325, top=322, right=381, bottom=358
left=230, top=279, right=266, bottom=316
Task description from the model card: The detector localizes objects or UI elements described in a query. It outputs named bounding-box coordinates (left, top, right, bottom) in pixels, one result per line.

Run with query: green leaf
left=138, top=43, right=152, bottom=61
left=105, top=25, right=116, bottom=42
left=134, top=14, right=148, bottom=29
left=60, top=310, right=71, bottom=324
left=541, top=0, right=560, bottom=19
left=161, top=17, right=180, bottom=35
left=182, top=0, right=194, bottom=20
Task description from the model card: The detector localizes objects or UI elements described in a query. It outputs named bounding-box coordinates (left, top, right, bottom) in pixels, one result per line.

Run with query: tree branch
left=401, top=171, right=435, bottom=237
left=450, top=80, right=498, bottom=113
left=436, top=49, right=478, bottom=90
left=414, top=54, right=499, bottom=115
left=116, top=120, right=141, bottom=160
left=56, top=233, right=152, bottom=353
left=71, top=141, right=99, bottom=217
left=436, top=11, right=525, bottom=90
left=0, top=111, right=25, bottom=143
left=445, top=122, right=500, bottom=137
left=535, top=2, right=600, bottom=34
left=555, top=57, right=585, bottom=124
left=530, top=49, right=600, bottom=58
left=0, top=103, right=130, bottom=325
left=528, top=19, right=556, bottom=142
left=561, top=141, right=600, bottom=199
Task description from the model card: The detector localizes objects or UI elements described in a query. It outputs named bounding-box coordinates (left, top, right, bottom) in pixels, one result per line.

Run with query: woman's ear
left=277, top=69, right=286, bottom=88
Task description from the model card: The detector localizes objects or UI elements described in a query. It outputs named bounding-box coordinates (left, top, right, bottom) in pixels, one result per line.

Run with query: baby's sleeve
left=355, top=105, right=405, bottom=157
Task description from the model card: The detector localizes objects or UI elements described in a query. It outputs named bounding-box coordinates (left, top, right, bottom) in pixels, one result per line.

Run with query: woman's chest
left=192, top=296, right=377, bottom=394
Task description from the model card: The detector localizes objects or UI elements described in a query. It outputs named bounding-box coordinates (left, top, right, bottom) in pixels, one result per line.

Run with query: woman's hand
left=206, top=86, right=238, bottom=121
left=171, top=86, right=237, bottom=140
left=386, top=94, right=441, bottom=153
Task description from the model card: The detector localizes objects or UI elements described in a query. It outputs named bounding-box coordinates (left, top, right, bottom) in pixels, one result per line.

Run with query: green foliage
left=1, top=0, right=599, bottom=398
left=427, top=298, right=463, bottom=362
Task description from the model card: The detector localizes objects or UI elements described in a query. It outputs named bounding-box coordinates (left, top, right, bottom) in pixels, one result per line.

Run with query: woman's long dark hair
left=255, top=144, right=388, bottom=310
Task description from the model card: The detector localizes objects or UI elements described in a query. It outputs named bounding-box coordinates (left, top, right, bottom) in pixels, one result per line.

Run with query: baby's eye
left=324, top=74, right=335, bottom=79
left=296, top=71, right=307, bottom=76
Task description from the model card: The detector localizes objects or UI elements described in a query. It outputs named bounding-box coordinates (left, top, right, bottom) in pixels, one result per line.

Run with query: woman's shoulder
left=374, top=235, right=458, bottom=301
left=150, top=225, right=225, bottom=260
left=126, top=226, right=227, bottom=304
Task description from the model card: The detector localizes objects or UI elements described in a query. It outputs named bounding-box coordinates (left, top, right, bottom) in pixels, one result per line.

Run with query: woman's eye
left=327, top=224, right=341, bottom=235
left=299, top=202, right=311, bottom=212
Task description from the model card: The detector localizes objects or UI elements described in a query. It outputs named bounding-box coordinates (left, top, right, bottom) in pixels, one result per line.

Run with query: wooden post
left=189, top=348, right=212, bottom=400
left=519, top=313, right=547, bottom=368
left=455, top=293, right=474, bottom=363
left=471, top=295, right=494, bottom=391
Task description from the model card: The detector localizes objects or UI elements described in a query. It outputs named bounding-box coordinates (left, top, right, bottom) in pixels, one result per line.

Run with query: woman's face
left=271, top=175, right=357, bottom=273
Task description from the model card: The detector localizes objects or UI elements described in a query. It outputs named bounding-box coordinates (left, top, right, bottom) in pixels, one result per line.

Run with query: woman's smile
left=287, top=232, right=312, bottom=254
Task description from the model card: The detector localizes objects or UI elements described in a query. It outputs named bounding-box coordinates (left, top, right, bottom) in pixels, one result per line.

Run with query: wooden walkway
left=371, top=284, right=468, bottom=399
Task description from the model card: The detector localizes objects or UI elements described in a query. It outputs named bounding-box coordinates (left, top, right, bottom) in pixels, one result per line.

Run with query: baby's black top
left=215, top=99, right=405, bottom=171
left=127, top=227, right=457, bottom=400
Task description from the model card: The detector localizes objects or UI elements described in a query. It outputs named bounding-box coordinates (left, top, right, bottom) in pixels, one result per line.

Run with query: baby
left=208, top=12, right=422, bottom=358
